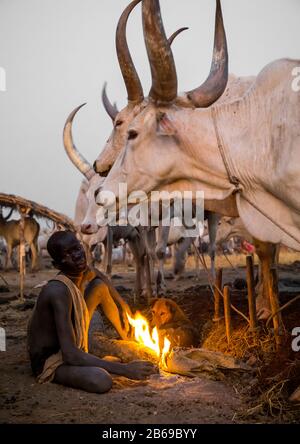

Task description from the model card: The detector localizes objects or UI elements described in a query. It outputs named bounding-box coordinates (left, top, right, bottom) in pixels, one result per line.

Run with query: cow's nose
left=93, top=160, right=98, bottom=172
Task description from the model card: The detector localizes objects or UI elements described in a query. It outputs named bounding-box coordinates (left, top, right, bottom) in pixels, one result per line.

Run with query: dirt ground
left=0, top=252, right=300, bottom=424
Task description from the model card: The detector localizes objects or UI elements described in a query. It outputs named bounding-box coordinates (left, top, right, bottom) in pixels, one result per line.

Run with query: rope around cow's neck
left=211, top=107, right=300, bottom=247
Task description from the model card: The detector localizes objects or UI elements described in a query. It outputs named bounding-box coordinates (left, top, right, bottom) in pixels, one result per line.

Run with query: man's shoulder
left=39, top=278, right=71, bottom=304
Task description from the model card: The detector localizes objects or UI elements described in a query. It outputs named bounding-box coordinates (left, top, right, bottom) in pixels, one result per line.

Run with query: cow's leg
left=145, top=228, right=156, bottom=285
left=156, top=225, right=170, bottom=293
left=128, top=238, right=143, bottom=304
left=173, top=238, right=193, bottom=280
left=104, top=227, right=113, bottom=278
left=144, top=252, right=154, bottom=303
left=254, top=239, right=278, bottom=320
left=157, top=258, right=167, bottom=295
left=122, top=243, right=126, bottom=264
left=139, top=228, right=155, bottom=299
left=5, top=243, right=13, bottom=270
left=193, top=242, right=201, bottom=280
left=30, top=240, right=39, bottom=271
left=207, top=212, right=221, bottom=281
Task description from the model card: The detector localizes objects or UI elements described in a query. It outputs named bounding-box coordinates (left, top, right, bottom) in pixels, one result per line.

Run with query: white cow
left=96, top=0, right=300, bottom=319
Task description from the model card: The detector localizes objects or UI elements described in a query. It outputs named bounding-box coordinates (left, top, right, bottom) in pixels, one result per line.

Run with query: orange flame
left=127, top=311, right=171, bottom=363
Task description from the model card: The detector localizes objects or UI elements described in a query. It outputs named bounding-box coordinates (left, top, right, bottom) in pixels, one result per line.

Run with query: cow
left=72, top=176, right=153, bottom=302
left=95, top=0, right=300, bottom=320
left=93, top=0, right=188, bottom=177
left=0, top=207, right=40, bottom=271
left=64, top=0, right=274, bottom=311
left=63, top=0, right=255, bottom=295
left=63, top=1, right=190, bottom=302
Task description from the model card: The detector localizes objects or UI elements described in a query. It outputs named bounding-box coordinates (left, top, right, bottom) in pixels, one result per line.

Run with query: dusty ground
left=0, top=252, right=300, bottom=424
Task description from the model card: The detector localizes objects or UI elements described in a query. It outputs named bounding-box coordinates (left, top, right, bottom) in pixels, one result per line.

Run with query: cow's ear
left=156, top=112, right=176, bottom=136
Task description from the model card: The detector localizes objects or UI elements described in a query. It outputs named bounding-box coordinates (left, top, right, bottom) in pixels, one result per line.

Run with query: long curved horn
left=104, top=26, right=187, bottom=120
left=142, top=0, right=178, bottom=104
left=116, top=0, right=144, bottom=104
left=168, top=27, right=188, bottom=46
left=63, top=104, right=95, bottom=180
left=187, top=0, right=228, bottom=108
left=102, top=82, right=119, bottom=121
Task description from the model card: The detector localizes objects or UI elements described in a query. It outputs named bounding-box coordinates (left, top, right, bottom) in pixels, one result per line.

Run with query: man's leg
left=54, top=364, right=112, bottom=394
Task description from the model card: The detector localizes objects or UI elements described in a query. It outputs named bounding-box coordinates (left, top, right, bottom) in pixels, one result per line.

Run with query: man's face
left=59, top=237, right=87, bottom=274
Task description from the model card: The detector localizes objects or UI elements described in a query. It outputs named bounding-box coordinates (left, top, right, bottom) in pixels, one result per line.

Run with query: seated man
left=27, top=230, right=157, bottom=393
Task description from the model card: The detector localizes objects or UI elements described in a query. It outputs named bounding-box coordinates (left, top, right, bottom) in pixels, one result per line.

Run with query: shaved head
left=47, top=230, right=77, bottom=263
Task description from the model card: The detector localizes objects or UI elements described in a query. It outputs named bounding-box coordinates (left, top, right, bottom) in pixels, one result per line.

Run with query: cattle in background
left=0, top=207, right=40, bottom=271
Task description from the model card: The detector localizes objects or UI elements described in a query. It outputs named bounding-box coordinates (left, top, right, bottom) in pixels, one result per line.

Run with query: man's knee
left=87, top=367, right=113, bottom=394
left=54, top=365, right=113, bottom=394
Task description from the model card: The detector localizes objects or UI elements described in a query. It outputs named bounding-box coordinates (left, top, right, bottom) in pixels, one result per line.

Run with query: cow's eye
left=128, top=130, right=138, bottom=140
left=115, top=120, right=123, bottom=127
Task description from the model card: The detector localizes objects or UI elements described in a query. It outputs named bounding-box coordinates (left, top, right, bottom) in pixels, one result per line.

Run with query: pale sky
left=0, top=0, right=299, bottom=218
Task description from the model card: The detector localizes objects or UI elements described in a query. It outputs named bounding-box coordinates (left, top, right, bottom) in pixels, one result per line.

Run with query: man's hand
left=121, top=312, right=134, bottom=340
left=124, top=360, right=158, bottom=380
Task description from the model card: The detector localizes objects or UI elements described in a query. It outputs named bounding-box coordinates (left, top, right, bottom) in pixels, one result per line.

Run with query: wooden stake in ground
left=268, top=266, right=283, bottom=349
left=18, top=206, right=26, bottom=301
left=213, top=268, right=223, bottom=322
left=246, top=255, right=258, bottom=331
left=223, top=285, right=232, bottom=344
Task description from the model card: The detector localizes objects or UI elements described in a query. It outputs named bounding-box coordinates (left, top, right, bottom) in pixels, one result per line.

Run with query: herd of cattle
left=0, top=202, right=249, bottom=289
left=1, top=1, right=299, bottom=326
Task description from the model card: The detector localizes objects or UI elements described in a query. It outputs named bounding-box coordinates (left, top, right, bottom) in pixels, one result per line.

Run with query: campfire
left=126, top=311, right=171, bottom=367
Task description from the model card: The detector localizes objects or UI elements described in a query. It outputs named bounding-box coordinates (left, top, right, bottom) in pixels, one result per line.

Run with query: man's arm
left=84, top=268, right=133, bottom=339
left=89, top=267, right=132, bottom=314
left=49, top=282, right=155, bottom=379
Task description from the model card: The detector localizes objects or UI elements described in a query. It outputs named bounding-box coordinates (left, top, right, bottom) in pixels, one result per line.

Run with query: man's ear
left=156, top=112, right=176, bottom=137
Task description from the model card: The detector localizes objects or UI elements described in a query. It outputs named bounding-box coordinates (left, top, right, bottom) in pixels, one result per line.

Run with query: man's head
left=47, top=230, right=87, bottom=275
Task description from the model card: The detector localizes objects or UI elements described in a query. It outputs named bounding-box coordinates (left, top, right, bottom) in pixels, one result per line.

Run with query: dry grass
left=199, top=321, right=300, bottom=421
left=239, top=359, right=300, bottom=421
left=201, top=322, right=276, bottom=361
